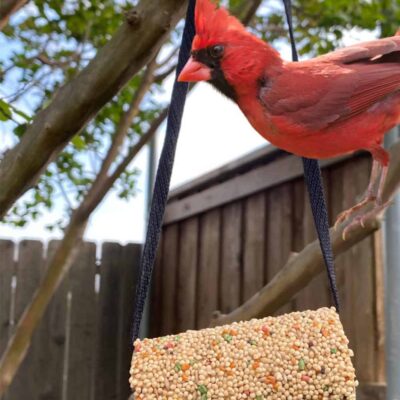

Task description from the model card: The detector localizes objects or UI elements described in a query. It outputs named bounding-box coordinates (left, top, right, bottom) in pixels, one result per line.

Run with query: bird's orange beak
left=178, top=57, right=211, bottom=82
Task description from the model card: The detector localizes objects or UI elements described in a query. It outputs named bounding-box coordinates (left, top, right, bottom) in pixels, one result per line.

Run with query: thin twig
left=79, top=107, right=168, bottom=219
left=55, top=172, right=73, bottom=210
left=157, top=45, right=179, bottom=68
left=95, top=56, right=159, bottom=183
left=154, top=63, right=177, bottom=83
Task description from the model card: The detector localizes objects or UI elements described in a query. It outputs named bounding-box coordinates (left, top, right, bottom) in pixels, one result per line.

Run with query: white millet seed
left=130, top=308, right=356, bottom=399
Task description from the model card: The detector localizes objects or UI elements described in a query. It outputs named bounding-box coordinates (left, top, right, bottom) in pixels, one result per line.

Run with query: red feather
left=180, top=0, right=400, bottom=227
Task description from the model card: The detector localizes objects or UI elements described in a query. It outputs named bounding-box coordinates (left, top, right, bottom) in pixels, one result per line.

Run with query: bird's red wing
left=346, top=66, right=400, bottom=118
left=316, top=35, right=400, bottom=64
left=263, top=35, right=400, bottom=131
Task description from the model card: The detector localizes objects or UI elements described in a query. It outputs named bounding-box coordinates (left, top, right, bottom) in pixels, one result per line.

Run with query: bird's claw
left=340, top=200, right=392, bottom=240
left=334, top=195, right=376, bottom=232
left=342, top=216, right=363, bottom=240
left=334, top=210, right=351, bottom=231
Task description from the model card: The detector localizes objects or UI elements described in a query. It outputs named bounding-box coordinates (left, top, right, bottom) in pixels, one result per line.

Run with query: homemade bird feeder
left=129, top=0, right=358, bottom=398
left=130, top=308, right=357, bottom=399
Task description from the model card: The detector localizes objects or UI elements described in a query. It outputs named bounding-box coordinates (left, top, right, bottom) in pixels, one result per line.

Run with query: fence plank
left=347, top=158, right=376, bottom=382
left=220, top=202, right=243, bottom=314
left=294, top=175, right=330, bottom=311
left=8, top=240, right=44, bottom=400
left=373, top=231, right=386, bottom=382
left=95, top=242, right=123, bottom=400
left=197, top=209, right=220, bottom=329
left=67, top=242, right=97, bottom=400
left=243, top=193, right=266, bottom=302
left=24, top=241, right=66, bottom=400
left=331, top=158, right=376, bottom=382
left=176, top=217, right=199, bottom=332
left=164, top=154, right=350, bottom=224
left=265, top=185, right=293, bottom=315
left=0, top=240, right=13, bottom=357
left=329, top=162, right=356, bottom=353
left=357, top=383, right=386, bottom=400
left=117, top=243, right=141, bottom=400
left=160, top=224, right=179, bottom=335
left=149, top=238, right=163, bottom=338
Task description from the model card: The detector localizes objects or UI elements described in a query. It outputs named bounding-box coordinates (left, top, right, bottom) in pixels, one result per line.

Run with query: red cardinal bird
left=178, top=0, right=400, bottom=236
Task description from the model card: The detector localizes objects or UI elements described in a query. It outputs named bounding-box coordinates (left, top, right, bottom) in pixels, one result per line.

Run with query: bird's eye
left=209, top=45, right=224, bottom=59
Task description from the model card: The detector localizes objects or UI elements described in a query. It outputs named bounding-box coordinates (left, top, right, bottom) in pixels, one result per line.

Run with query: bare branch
left=211, top=140, right=400, bottom=327
left=96, top=56, right=159, bottom=182
left=232, top=0, right=263, bottom=25
left=36, top=53, right=80, bottom=69
left=0, top=0, right=28, bottom=30
left=0, top=213, right=87, bottom=395
left=55, top=172, right=73, bottom=210
left=0, top=107, right=168, bottom=394
left=79, top=108, right=168, bottom=219
left=157, top=45, right=179, bottom=68
left=154, top=63, right=177, bottom=83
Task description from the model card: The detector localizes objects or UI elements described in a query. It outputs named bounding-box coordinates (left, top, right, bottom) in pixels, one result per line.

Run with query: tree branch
left=0, top=0, right=187, bottom=220
left=0, top=2, right=268, bottom=392
left=0, top=107, right=168, bottom=395
left=36, top=53, right=80, bottom=70
left=0, top=0, right=27, bottom=30
left=157, top=45, right=179, bottom=68
left=0, top=213, right=87, bottom=395
left=211, top=140, right=400, bottom=327
left=232, top=0, right=263, bottom=25
left=154, top=63, right=177, bottom=83
left=96, top=56, right=159, bottom=182
left=79, top=108, right=168, bottom=220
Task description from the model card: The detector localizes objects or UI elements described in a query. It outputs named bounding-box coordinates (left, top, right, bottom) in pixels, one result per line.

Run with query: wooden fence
left=150, top=146, right=386, bottom=399
left=0, top=240, right=141, bottom=400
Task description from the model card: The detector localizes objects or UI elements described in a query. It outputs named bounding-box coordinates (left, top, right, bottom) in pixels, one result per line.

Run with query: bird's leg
left=358, top=164, right=392, bottom=225
left=334, top=159, right=380, bottom=231
left=341, top=147, right=391, bottom=239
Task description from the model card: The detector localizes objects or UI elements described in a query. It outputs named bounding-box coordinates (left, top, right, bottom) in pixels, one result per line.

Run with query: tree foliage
left=0, top=0, right=397, bottom=229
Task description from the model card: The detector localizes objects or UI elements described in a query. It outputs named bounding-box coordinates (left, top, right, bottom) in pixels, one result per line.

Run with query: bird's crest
left=193, top=0, right=248, bottom=50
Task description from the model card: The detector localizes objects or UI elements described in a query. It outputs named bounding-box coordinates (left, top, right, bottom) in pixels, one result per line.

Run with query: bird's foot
left=341, top=200, right=392, bottom=240
left=334, top=195, right=376, bottom=231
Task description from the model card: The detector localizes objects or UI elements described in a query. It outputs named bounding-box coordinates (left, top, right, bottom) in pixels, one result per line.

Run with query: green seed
left=198, top=384, right=208, bottom=395
left=298, top=358, right=305, bottom=371
left=331, top=348, right=337, bottom=354
left=174, top=362, right=182, bottom=372
left=223, top=334, right=233, bottom=343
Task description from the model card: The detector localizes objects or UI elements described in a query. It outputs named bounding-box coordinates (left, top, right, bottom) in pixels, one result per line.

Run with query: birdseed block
left=130, top=307, right=357, bottom=399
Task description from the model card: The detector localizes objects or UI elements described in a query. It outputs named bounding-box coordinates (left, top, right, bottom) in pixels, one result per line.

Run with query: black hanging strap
left=131, top=0, right=196, bottom=343
left=282, top=0, right=340, bottom=311
left=131, top=0, right=340, bottom=345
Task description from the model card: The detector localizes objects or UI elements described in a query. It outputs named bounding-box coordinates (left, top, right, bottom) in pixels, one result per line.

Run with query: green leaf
left=9, top=104, right=31, bottom=121
left=0, top=99, right=12, bottom=121
left=71, top=136, right=86, bottom=150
